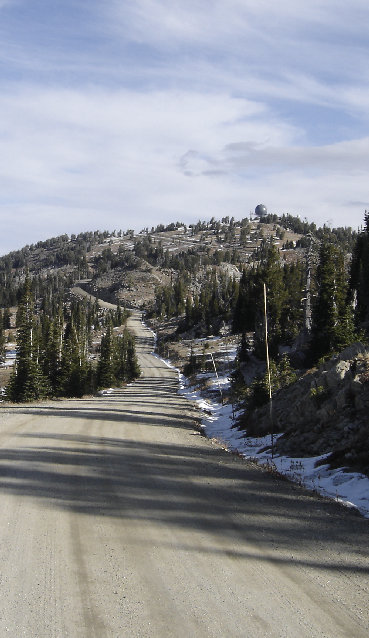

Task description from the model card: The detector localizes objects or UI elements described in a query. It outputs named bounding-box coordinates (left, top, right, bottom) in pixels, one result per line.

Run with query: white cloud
left=98, top=1, right=369, bottom=124
left=107, top=1, right=369, bottom=47
left=0, top=83, right=367, bottom=256
left=219, top=137, right=369, bottom=176
left=0, top=86, right=278, bottom=249
left=0, top=2, right=369, bottom=253
left=0, top=86, right=294, bottom=192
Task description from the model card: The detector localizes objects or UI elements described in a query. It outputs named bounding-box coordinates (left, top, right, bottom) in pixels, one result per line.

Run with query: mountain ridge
left=1, top=212, right=368, bottom=477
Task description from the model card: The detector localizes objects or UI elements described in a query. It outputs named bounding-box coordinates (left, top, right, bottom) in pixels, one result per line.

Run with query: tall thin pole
left=210, top=352, right=223, bottom=405
left=225, top=337, right=235, bottom=419
left=263, top=283, right=274, bottom=458
left=304, top=233, right=313, bottom=333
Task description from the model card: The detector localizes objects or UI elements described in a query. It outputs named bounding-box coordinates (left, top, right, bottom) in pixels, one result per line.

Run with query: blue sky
left=0, top=0, right=369, bottom=254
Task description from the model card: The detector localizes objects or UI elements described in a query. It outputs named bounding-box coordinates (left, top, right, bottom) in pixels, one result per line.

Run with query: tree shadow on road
left=3, top=377, right=198, bottom=427
left=0, top=428, right=367, bottom=577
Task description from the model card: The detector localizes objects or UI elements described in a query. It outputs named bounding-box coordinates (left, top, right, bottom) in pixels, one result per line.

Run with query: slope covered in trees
left=5, top=275, right=139, bottom=402
left=1, top=211, right=367, bottom=405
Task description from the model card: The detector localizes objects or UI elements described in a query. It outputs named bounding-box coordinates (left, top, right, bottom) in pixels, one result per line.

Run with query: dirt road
left=0, top=312, right=368, bottom=637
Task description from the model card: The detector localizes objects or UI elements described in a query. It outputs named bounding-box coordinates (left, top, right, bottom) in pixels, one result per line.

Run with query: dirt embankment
left=241, top=343, right=369, bottom=476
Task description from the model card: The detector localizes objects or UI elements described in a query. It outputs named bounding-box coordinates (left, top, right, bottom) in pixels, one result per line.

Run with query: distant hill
left=0, top=213, right=357, bottom=312
left=2, top=212, right=369, bottom=476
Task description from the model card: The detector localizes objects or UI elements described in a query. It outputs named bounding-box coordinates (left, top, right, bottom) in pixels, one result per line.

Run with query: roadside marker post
left=210, top=352, right=224, bottom=406
left=263, top=283, right=274, bottom=458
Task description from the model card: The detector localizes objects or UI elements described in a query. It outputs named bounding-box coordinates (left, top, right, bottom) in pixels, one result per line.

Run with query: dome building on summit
left=254, top=204, right=267, bottom=217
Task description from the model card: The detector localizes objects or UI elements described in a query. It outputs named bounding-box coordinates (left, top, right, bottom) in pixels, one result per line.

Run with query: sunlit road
left=0, top=313, right=368, bottom=637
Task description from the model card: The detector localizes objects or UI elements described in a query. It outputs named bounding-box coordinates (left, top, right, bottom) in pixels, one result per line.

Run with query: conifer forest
left=0, top=212, right=368, bottom=414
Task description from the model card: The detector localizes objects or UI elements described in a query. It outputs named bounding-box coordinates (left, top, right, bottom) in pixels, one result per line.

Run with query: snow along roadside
left=146, top=324, right=369, bottom=519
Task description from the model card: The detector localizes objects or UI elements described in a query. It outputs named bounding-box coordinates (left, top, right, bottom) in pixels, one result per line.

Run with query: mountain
left=1, top=212, right=368, bottom=477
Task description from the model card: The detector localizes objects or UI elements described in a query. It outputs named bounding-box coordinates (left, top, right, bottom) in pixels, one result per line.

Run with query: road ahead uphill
left=0, top=312, right=368, bottom=638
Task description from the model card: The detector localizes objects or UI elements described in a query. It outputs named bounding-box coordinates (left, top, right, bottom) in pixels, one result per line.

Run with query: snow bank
left=179, top=374, right=369, bottom=519
left=146, top=323, right=369, bottom=519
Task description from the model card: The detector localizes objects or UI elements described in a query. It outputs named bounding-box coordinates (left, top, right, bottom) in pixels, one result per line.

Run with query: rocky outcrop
left=240, top=343, right=369, bottom=476
left=78, top=260, right=171, bottom=308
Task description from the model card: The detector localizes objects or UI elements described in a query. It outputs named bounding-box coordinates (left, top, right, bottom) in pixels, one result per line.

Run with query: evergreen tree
left=350, top=211, right=369, bottom=329
left=238, top=332, right=251, bottom=363
left=311, top=241, right=356, bottom=360
left=173, top=278, right=186, bottom=315
left=280, top=261, right=305, bottom=343
left=260, top=243, right=286, bottom=354
left=245, top=242, right=286, bottom=358
left=333, top=305, right=359, bottom=352
left=6, top=276, right=49, bottom=402
left=58, top=318, right=88, bottom=397
left=3, top=308, right=11, bottom=329
left=0, top=318, right=5, bottom=364
left=233, top=244, right=305, bottom=354
left=232, top=268, right=260, bottom=333
left=114, top=329, right=140, bottom=383
left=184, top=295, right=193, bottom=329
left=115, top=303, right=123, bottom=326
left=97, top=320, right=116, bottom=388
left=42, top=310, right=63, bottom=393
left=124, top=333, right=141, bottom=381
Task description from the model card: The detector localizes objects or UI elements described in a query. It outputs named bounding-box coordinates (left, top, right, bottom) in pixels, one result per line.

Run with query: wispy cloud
left=107, top=1, right=369, bottom=47
left=0, top=1, right=368, bottom=253
left=221, top=138, right=369, bottom=176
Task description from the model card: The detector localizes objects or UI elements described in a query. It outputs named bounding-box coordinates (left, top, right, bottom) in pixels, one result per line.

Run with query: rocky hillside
left=239, top=343, right=369, bottom=476
left=1, top=212, right=367, bottom=478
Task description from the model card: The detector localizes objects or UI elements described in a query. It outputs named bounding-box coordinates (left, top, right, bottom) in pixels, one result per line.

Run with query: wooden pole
left=263, top=283, right=274, bottom=458
left=210, top=352, right=223, bottom=405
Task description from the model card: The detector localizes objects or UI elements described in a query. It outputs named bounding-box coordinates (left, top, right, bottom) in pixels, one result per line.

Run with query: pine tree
left=173, top=278, right=186, bottom=315
left=7, top=276, right=49, bottom=402
left=42, top=310, right=63, bottom=393
left=184, top=295, right=193, bottom=329
left=237, top=332, right=251, bottom=363
left=124, top=332, right=140, bottom=381
left=0, top=318, right=5, bottom=364
left=252, top=243, right=286, bottom=357
left=97, top=320, right=116, bottom=389
left=115, top=303, right=123, bottom=326
left=333, top=305, right=359, bottom=352
left=232, top=268, right=259, bottom=333
left=350, top=211, right=369, bottom=328
left=3, top=307, right=11, bottom=329
left=113, top=329, right=140, bottom=383
left=58, top=318, right=88, bottom=397
left=311, top=241, right=356, bottom=360
left=280, top=261, right=305, bottom=343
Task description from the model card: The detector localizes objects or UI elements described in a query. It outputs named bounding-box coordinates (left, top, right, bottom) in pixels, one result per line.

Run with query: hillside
left=238, top=342, right=369, bottom=476
left=1, top=212, right=368, bottom=478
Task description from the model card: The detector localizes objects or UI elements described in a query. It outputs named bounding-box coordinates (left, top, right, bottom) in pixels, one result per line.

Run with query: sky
left=1, top=0, right=369, bottom=255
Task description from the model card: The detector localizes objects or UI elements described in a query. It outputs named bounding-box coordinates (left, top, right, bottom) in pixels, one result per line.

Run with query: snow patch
left=179, top=376, right=369, bottom=519
left=145, top=321, right=369, bottom=519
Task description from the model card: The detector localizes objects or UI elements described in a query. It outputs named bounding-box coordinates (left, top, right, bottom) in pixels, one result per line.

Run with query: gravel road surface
left=0, top=312, right=368, bottom=637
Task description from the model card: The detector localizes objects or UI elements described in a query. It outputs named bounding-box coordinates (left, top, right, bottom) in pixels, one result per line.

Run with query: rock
left=256, top=345, right=369, bottom=474
left=338, top=342, right=367, bottom=361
